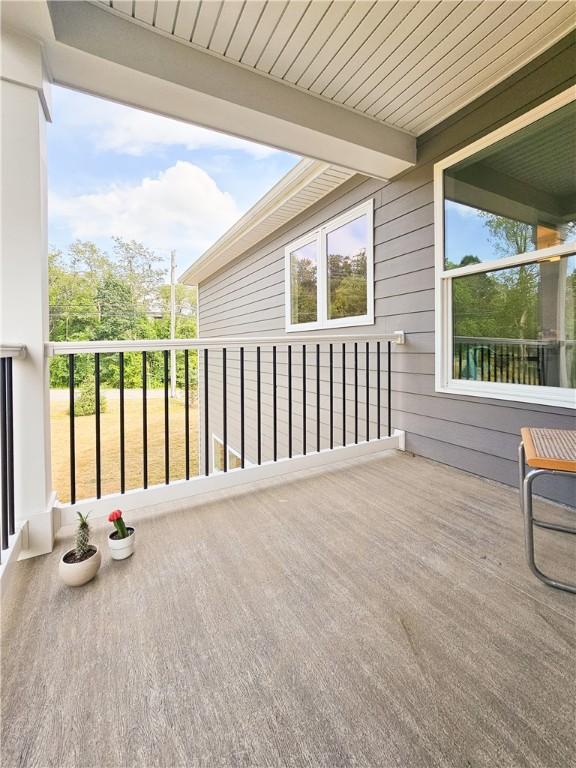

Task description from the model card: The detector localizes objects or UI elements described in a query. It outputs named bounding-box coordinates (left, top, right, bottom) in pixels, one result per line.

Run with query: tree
left=459, top=254, right=481, bottom=267
left=156, top=284, right=197, bottom=338
left=328, top=251, right=367, bottom=319
left=96, top=273, right=136, bottom=340
left=112, top=237, right=165, bottom=309
left=68, top=240, right=114, bottom=324
left=49, top=239, right=198, bottom=390
left=331, top=275, right=367, bottom=318
left=479, top=212, right=534, bottom=256
left=453, top=270, right=500, bottom=338
left=49, top=248, right=100, bottom=340
left=74, top=379, right=107, bottom=416
left=494, top=264, right=539, bottom=339
left=291, top=257, right=317, bottom=323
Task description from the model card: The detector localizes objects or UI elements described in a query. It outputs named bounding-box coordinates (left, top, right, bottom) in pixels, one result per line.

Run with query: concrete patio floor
left=1, top=452, right=574, bottom=767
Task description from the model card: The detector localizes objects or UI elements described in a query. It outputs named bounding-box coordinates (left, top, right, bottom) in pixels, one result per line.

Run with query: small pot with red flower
left=107, top=509, right=135, bottom=560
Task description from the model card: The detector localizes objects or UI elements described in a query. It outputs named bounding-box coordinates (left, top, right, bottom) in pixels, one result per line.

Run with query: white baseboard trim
left=0, top=521, right=28, bottom=599
left=55, top=431, right=405, bottom=528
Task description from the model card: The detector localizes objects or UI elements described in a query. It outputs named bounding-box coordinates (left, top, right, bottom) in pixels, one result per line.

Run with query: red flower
left=108, top=509, right=123, bottom=522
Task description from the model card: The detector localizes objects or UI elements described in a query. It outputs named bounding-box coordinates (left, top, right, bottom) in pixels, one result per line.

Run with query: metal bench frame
left=519, top=442, right=576, bottom=594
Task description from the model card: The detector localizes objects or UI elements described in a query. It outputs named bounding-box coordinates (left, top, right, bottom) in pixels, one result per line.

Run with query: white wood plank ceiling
left=96, top=0, right=576, bottom=136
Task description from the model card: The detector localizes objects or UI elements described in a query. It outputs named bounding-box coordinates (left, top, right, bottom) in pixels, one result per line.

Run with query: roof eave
left=180, top=158, right=355, bottom=286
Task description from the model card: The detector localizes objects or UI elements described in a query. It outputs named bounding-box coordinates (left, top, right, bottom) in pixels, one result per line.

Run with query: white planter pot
left=108, top=527, right=135, bottom=560
left=59, top=546, right=101, bottom=586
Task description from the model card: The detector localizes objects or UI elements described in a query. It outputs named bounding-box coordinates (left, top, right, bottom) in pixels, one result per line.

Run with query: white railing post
left=1, top=31, right=54, bottom=557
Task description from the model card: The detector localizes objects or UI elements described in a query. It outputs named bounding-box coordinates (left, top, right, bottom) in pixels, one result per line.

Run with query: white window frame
left=434, top=87, right=576, bottom=410
left=285, top=200, right=374, bottom=332
left=211, top=433, right=246, bottom=473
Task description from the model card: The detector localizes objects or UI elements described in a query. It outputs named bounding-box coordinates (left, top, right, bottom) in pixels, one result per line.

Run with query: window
left=212, top=435, right=243, bottom=473
left=435, top=91, right=576, bottom=408
left=285, top=201, right=374, bottom=331
left=289, top=237, right=318, bottom=326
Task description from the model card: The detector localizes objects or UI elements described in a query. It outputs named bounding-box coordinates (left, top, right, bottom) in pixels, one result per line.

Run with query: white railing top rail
left=0, top=345, right=27, bottom=359
left=46, top=331, right=405, bottom=356
left=454, top=336, right=575, bottom=347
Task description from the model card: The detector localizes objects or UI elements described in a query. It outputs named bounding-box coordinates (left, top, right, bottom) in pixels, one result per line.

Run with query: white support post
left=1, top=30, right=54, bottom=557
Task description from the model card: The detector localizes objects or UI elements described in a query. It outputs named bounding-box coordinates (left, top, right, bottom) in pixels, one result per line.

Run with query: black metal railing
left=0, top=347, right=23, bottom=561
left=48, top=334, right=404, bottom=505
left=63, top=347, right=199, bottom=504
left=204, top=339, right=395, bottom=475
left=453, top=337, right=575, bottom=387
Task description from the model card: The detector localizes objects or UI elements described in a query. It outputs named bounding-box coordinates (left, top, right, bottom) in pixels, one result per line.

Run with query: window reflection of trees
left=290, top=255, right=317, bottom=324
left=328, top=251, right=367, bottom=320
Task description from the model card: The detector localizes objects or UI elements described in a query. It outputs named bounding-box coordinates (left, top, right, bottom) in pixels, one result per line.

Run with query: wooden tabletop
left=521, top=427, right=576, bottom=472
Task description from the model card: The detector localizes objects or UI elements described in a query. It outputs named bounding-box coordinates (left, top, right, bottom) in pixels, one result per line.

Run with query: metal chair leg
left=518, top=442, right=526, bottom=515
left=523, top=469, right=576, bottom=594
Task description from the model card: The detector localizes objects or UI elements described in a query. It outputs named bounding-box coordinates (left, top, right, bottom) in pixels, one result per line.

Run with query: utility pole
left=170, top=250, right=177, bottom=398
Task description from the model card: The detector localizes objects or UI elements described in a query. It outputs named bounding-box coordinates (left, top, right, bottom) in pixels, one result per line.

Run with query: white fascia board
left=44, top=1, right=415, bottom=180
left=179, top=158, right=339, bottom=285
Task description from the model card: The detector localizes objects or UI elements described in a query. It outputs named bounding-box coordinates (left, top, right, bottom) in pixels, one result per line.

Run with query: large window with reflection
left=285, top=201, right=373, bottom=331
left=436, top=94, right=576, bottom=407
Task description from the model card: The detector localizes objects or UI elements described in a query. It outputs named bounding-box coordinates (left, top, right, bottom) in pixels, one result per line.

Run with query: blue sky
left=48, top=86, right=300, bottom=278
left=444, top=200, right=499, bottom=266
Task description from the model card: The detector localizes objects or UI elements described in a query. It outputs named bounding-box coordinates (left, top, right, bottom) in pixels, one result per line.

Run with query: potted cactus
left=107, top=509, right=135, bottom=560
left=59, top=512, right=101, bottom=586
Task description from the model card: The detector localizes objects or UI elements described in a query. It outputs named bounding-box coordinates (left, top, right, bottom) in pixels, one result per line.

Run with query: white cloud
left=50, top=161, right=240, bottom=259
left=445, top=199, right=479, bottom=219
left=55, top=87, right=278, bottom=158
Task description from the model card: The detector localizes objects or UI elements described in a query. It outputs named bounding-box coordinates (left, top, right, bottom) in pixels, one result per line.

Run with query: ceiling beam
left=43, top=1, right=415, bottom=180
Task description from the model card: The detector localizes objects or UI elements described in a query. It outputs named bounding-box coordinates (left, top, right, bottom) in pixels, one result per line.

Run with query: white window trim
left=212, top=433, right=246, bottom=473
left=434, top=87, right=576, bottom=410
left=285, top=200, right=374, bottom=332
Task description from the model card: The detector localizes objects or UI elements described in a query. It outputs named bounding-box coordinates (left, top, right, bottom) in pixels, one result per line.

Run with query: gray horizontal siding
left=198, top=33, right=576, bottom=506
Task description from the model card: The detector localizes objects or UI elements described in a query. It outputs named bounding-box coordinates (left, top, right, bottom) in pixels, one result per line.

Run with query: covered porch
left=1, top=4, right=575, bottom=766
left=2, top=451, right=574, bottom=768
